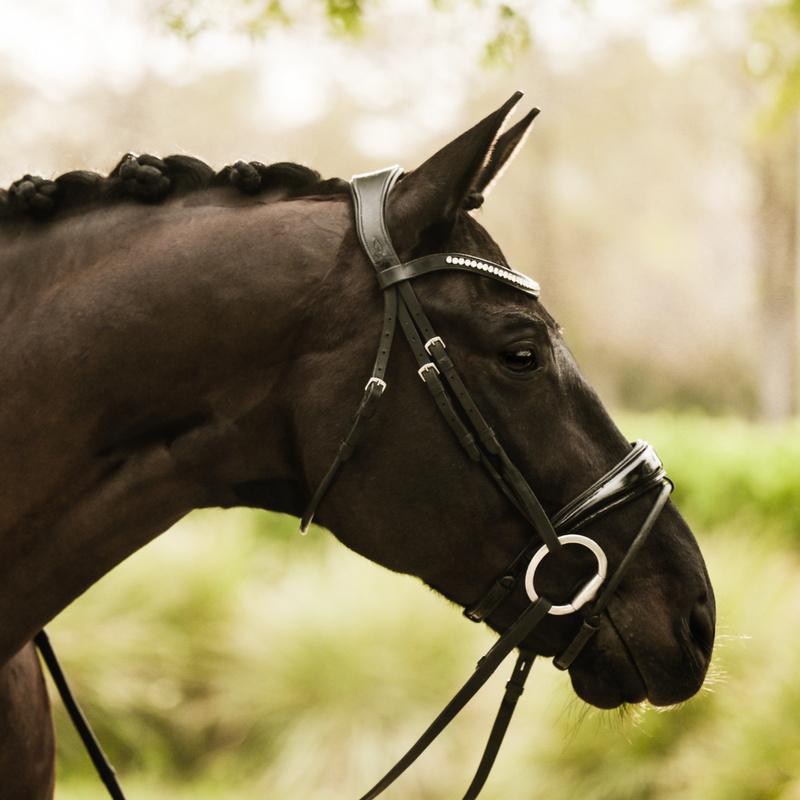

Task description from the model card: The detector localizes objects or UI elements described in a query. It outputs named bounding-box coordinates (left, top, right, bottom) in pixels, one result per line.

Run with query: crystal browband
left=374, top=252, right=540, bottom=297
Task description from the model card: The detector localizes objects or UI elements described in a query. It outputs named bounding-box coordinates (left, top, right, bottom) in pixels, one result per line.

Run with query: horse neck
left=0, top=194, right=359, bottom=664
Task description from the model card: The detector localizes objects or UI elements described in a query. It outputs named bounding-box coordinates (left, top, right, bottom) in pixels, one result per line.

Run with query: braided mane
left=0, top=154, right=350, bottom=222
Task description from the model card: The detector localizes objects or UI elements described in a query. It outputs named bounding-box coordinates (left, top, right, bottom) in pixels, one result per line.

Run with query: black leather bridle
left=301, top=166, right=675, bottom=800
left=36, top=166, right=674, bottom=800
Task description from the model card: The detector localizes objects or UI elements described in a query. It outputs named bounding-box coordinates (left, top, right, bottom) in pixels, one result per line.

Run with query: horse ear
left=472, top=107, right=539, bottom=197
left=385, top=92, right=530, bottom=256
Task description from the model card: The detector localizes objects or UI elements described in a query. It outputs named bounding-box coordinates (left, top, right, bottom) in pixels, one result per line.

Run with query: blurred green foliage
left=159, top=0, right=800, bottom=123
left=47, top=413, right=800, bottom=799
left=751, top=0, right=800, bottom=127
left=160, top=0, right=531, bottom=67
left=619, top=412, right=800, bottom=540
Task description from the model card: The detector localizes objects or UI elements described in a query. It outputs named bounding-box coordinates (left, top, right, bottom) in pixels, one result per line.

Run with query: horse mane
left=0, top=154, right=351, bottom=222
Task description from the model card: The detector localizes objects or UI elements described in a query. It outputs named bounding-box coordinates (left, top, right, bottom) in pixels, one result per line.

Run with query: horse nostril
left=688, top=597, right=715, bottom=662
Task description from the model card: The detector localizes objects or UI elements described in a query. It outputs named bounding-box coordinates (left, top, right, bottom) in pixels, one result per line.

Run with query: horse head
left=302, top=93, right=715, bottom=710
left=0, top=91, right=714, bottom=730
left=0, top=89, right=717, bottom=800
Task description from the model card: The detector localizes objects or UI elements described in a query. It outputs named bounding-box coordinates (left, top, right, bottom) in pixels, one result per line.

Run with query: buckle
left=418, top=362, right=440, bottom=380
left=424, top=336, right=445, bottom=355
left=365, top=377, right=387, bottom=393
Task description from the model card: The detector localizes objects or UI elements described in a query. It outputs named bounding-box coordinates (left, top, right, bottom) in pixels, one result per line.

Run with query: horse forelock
left=0, top=154, right=350, bottom=224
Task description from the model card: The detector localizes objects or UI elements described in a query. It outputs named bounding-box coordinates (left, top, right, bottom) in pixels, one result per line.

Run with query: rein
left=35, top=165, right=673, bottom=800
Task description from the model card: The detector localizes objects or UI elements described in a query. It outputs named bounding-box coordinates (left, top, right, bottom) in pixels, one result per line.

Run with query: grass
left=43, top=413, right=800, bottom=799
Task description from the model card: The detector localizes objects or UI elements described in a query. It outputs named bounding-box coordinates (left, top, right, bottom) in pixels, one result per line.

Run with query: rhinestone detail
left=444, top=254, right=539, bottom=295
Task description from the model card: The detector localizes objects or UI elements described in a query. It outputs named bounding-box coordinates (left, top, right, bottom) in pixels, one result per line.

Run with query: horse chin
left=567, top=651, right=648, bottom=710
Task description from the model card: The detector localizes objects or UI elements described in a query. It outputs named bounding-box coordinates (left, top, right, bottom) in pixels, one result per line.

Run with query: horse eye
left=499, top=348, right=538, bottom=373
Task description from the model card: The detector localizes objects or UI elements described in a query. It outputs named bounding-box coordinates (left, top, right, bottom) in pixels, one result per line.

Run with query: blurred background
left=4, top=0, right=800, bottom=797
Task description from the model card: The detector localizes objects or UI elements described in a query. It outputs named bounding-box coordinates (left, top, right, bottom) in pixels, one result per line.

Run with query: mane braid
left=0, top=154, right=349, bottom=222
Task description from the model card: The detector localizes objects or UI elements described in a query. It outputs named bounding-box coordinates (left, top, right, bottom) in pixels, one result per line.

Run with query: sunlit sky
left=0, top=0, right=755, bottom=159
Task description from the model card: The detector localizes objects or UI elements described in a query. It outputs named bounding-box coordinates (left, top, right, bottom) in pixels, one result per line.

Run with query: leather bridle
left=301, top=166, right=675, bottom=800
left=36, top=165, right=675, bottom=800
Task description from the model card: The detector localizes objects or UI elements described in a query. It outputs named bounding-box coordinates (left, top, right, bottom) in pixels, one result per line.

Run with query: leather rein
left=35, top=166, right=673, bottom=800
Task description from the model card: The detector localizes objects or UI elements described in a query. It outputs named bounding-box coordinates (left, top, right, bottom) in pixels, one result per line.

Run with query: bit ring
left=524, top=534, right=608, bottom=616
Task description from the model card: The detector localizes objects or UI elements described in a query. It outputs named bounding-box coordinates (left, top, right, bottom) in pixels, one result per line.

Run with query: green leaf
left=481, top=4, right=531, bottom=69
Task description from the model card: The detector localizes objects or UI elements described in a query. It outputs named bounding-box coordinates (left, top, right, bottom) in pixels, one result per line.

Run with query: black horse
left=0, top=93, right=714, bottom=800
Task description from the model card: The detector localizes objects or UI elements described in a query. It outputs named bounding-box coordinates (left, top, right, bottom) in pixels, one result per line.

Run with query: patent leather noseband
left=301, top=166, right=675, bottom=800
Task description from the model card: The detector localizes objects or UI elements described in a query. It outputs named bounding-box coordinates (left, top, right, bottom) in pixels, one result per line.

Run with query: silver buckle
left=418, top=362, right=439, bottom=380
left=365, top=377, right=387, bottom=393
left=524, top=534, right=607, bottom=616
left=424, top=336, right=445, bottom=356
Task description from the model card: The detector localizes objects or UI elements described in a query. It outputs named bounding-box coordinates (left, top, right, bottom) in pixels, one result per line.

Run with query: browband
left=375, top=254, right=540, bottom=296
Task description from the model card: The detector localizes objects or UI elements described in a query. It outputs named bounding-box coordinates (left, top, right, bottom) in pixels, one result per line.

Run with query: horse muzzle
left=567, top=586, right=716, bottom=709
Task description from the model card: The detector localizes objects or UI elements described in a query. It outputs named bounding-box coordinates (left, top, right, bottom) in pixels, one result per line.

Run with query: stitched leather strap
left=300, top=169, right=404, bottom=531
left=370, top=205, right=562, bottom=554
left=464, top=441, right=667, bottom=623
left=462, top=650, right=536, bottom=800
left=300, top=373, right=389, bottom=532
left=351, top=166, right=403, bottom=270
left=551, top=440, right=667, bottom=534
left=303, top=166, right=559, bottom=552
